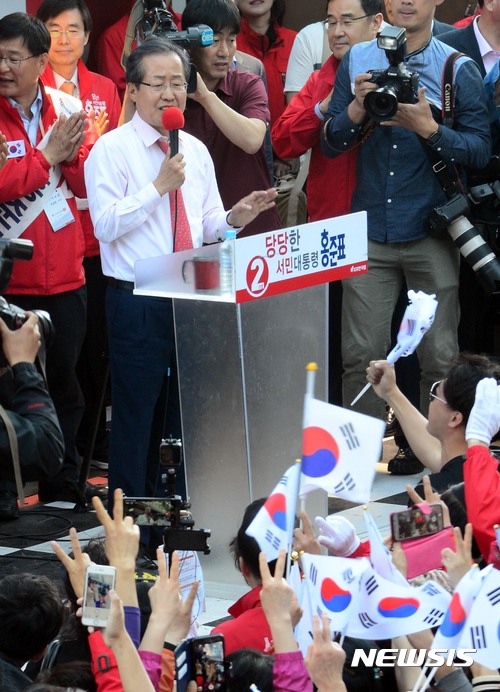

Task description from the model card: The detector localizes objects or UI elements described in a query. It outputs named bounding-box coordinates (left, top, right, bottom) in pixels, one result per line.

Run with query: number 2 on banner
left=246, top=256, right=269, bottom=297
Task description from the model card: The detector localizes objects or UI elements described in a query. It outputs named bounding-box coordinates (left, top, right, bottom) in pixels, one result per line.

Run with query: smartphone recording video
left=82, top=565, right=116, bottom=627
left=123, top=497, right=176, bottom=526
left=176, top=634, right=226, bottom=692
left=390, top=503, right=444, bottom=542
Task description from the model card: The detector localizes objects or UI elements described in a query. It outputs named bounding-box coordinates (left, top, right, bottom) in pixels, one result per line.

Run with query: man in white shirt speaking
left=85, top=36, right=276, bottom=532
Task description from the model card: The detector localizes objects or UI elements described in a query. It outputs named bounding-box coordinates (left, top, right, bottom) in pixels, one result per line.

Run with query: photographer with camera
left=95, top=0, right=182, bottom=102
left=320, top=0, right=492, bottom=452
left=181, top=0, right=281, bottom=237
left=0, top=310, right=64, bottom=520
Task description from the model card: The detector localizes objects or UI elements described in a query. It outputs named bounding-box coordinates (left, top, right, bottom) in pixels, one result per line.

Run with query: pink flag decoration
left=301, top=397, right=384, bottom=503
left=245, top=463, right=300, bottom=561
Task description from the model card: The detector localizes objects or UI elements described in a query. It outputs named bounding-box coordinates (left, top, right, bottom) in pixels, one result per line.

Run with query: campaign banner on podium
left=234, top=211, right=368, bottom=303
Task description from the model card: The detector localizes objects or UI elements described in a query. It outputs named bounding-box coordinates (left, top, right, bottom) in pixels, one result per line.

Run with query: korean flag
left=6, top=140, right=26, bottom=158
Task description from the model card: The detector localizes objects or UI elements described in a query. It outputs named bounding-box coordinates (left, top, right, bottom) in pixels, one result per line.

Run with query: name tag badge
left=6, top=140, right=26, bottom=158
left=45, top=188, right=75, bottom=231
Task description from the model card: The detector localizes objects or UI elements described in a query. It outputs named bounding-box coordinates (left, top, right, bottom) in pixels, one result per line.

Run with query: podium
left=135, top=212, right=367, bottom=584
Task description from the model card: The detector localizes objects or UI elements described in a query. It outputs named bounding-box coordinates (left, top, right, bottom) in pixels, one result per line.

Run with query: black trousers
left=6, top=286, right=87, bottom=490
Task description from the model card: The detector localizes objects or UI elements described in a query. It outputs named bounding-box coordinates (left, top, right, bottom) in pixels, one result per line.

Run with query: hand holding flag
left=245, top=462, right=300, bottom=561
left=351, top=290, right=438, bottom=406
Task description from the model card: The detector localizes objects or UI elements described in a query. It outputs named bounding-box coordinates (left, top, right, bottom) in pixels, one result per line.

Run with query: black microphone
left=161, top=107, right=185, bottom=157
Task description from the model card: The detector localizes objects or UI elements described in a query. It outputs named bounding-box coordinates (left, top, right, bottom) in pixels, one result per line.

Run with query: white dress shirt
left=473, top=16, right=500, bottom=75
left=85, top=111, right=231, bottom=281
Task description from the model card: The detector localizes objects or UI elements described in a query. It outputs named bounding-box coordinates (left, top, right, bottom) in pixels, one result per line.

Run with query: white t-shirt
left=284, top=21, right=331, bottom=94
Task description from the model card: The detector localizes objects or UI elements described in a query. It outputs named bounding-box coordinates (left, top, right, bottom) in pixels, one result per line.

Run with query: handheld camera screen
left=123, top=497, right=175, bottom=526
left=192, top=638, right=225, bottom=691
left=176, top=635, right=225, bottom=692
left=390, top=503, right=444, bottom=542
left=82, top=566, right=116, bottom=627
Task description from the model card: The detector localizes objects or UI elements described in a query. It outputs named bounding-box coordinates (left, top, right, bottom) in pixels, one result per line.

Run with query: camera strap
left=0, top=404, right=24, bottom=506
left=419, top=52, right=466, bottom=201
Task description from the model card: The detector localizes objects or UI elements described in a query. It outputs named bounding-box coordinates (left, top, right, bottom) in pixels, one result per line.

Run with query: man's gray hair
left=125, top=36, right=191, bottom=85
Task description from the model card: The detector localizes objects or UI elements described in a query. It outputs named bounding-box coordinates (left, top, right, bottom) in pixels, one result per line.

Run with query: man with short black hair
left=181, top=0, right=281, bottom=236
left=212, top=498, right=277, bottom=655
left=366, top=352, right=500, bottom=496
left=0, top=572, right=64, bottom=690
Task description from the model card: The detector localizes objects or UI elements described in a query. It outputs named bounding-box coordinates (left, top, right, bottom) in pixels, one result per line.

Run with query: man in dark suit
left=433, top=18, right=454, bottom=35
left=439, top=0, right=500, bottom=77
left=439, top=2, right=500, bottom=360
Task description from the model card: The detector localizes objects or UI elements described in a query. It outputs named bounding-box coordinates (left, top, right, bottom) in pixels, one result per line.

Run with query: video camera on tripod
left=123, top=435, right=211, bottom=555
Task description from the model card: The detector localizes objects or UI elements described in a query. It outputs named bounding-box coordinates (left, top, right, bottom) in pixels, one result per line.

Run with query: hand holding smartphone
left=82, top=564, right=117, bottom=628
left=175, top=634, right=226, bottom=692
left=390, top=503, right=444, bottom=542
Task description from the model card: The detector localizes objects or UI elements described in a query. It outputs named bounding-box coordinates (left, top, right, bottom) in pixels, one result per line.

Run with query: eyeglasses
left=324, top=14, right=372, bottom=29
left=49, top=29, right=86, bottom=40
left=0, top=55, right=40, bottom=69
left=429, top=380, right=447, bottom=405
left=139, top=81, right=188, bottom=93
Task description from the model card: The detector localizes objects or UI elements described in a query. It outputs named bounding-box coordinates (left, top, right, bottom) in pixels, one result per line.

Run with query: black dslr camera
left=427, top=185, right=500, bottom=296
left=0, top=239, right=54, bottom=366
left=364, top=26, right=419, bottom=122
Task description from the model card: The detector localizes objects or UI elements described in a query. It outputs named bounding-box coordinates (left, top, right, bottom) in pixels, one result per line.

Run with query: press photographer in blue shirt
left=320, top=0, right=491, bottom=452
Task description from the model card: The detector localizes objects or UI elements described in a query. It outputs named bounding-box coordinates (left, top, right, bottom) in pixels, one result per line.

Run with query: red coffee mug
left=182, top=256, right=220, bottom=291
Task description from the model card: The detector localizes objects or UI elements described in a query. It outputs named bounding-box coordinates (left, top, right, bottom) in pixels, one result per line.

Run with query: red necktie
left=157, top=138, right=193, bottom=252
left=59, top=81, right=75, bottom=96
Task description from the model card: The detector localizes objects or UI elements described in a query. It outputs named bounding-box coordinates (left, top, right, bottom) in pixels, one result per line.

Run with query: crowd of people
left=0, top=371, right=499, bottom=691
left=0, top=0, right=499, bottom=688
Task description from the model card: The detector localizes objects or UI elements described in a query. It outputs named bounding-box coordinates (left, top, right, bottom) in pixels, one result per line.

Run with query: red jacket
left=41, top=61, right=121, bottom=257
left=211, top=585, right=274, bottom=656
left=454, top=10, right=480, bottom=28
left=236, top=18, right=296, bottom=126
left=89, top=631, right=122, bottom=692
left=463, top=445, right=500, bottom=561
left=0, top=86, right=87, bottom=295
left=272, top=56, right=358, bottom=222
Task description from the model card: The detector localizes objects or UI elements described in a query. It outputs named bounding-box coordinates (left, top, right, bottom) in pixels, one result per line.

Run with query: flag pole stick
left=411, top=660, right=431, bottom=692
left=418, top=666, right=437, bottom=692
left=300, top=362, right=318, bottom=516
left=287, top=458, right=302, bottom=581
left=350, top=381, right=371, bottom=407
